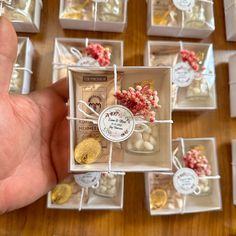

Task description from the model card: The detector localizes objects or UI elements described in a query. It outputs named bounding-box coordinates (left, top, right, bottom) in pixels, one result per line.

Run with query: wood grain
left=1, top=0, right=236, bottom=235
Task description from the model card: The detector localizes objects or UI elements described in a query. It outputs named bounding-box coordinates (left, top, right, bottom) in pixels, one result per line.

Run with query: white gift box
left=144, top=40, right=217, bottom=111
left=59, top=0, right=128, bottom=32
left=47, top=173, right=124, bottom=210
left=9, top=37, right=34, bottom=94
left=68, top=66, right=172, bottom=172
left=145, top=137, right=222, bottom=215
left=229, top=54, right=236, bottom=117
left=232, top=140, right=236, bottom=205
left=52, top=38, right=124, bottom=83
left=1, top=0, right=42, bottom=33
left=147, top=0, right=215, bottom=38
left=223, top=0, right=236, bottom=41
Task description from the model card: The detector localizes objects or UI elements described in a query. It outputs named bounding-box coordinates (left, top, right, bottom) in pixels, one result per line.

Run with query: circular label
left=173, top=0, right=195, bottom=11
left=77, top=57, right=100, bottom=67
left=173, top=62, right=195, bottom=87
left=173, top=168, right=199, bottom=195
left=98, top=105, right=135, bottom=143
left=74, top=172, right=101, bottom=188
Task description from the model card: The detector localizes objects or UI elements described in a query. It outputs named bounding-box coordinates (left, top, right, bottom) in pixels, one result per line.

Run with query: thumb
left=0, top=16, right=17, bottom=94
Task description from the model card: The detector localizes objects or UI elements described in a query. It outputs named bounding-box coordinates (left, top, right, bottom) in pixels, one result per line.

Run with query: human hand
left=0, top=17, right=69, bottom=213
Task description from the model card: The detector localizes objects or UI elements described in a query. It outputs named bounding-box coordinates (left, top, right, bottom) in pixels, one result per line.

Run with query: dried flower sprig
left=180, top=49, right=205, bottom=72
left=86, top=43, right=111, bottom=66
left=183, top=148, right=211, bottom=177
left=114, top=85, right=161, bottom=122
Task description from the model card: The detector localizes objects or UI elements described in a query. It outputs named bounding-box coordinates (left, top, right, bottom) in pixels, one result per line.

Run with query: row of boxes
left=1, top=0, right=218, bottom=39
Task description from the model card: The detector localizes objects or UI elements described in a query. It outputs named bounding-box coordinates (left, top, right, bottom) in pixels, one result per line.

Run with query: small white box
left=144, top=40, right=217, bottom=111
left=52, top=38, right=124, bottom=83
left=59, top=0, right=128, bottom=32
left=223, top=0, right=236, bottom=41
left=2, top=0, right=42, bottom=33
left=232, top=140, right=236, bottom=205
left=9, top=37, right=34, bottom=94
left=229, top=54, right=236, bottom=117
left=47, top=173, right=124, bottom=210
left=147, top=0, right=215, bottom=38
left=145, top=138, right=222, bottom=215
left=68, top=66, right=172, bottom=172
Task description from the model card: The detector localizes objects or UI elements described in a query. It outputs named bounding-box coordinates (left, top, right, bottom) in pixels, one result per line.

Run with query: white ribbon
left=14, top=64, right=33, bottom=75
left=173, top=138, right=221, bottom=214
left=92, top=0, right=109, bottom=31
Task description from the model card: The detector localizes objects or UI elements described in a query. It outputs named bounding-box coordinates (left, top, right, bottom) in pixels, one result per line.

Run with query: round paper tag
left=173, top=168, right=199, bottom=195
left=77, top=57, right=100, bottom=67
left=74, top=172, right=101, bottom=188
left=173, top=0, right=195, bottom=11
left=173, top=62, right=195, bottom=87
left=98, top=105, right=135, bottom=142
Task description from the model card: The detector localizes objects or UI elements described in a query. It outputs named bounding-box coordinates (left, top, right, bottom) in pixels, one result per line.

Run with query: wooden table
left=1, top=0, right=236, bottom=235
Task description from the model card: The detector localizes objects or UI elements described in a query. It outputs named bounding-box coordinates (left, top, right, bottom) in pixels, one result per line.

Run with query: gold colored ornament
left=74, top=137, right=102, bottom=164
left=153, top=11, right=169, bottom=25
left=51, top=184, right=72, bottom=204
left=150, top=188, right=168, bottom=210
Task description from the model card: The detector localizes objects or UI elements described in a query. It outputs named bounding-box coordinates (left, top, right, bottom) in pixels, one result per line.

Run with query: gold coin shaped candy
left=51, top=184, right=72, bottom=204
left=150, top=189, right=168, bottom=210
left=74, top=138, right=102, bottom=164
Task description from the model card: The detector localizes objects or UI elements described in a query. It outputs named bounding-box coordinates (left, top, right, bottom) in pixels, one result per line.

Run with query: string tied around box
left=13, top=64, right=33, bottom=75
left=172, top=138, right=220, bottom=214
left=172, top=40, right=215, bottom=109
left=75, top=171, right=125, bottom=211
left=67, top=64, right=173, bottom=173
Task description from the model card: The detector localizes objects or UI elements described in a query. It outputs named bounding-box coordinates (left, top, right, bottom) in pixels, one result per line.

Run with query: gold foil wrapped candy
left=74, top=137, right=102, bottom=164
left=150, top=189, right=168, bottom=210
left=51, top=184, right=73, bottom=204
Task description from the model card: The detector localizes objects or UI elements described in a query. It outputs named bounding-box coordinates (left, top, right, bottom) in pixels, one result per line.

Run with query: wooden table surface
left=1, top=0, right=236, bottom=235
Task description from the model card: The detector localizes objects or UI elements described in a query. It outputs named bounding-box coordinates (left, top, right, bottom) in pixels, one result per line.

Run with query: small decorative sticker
left=173, top=0, right=195, bottom=11
left=74, top=172, right=101, bottom=188
left=98, top=105, right=135, bottom=143
left=173, top=62, right=195, bottom=87
left=77, top=57, right=100, bottom=67
left=173, top=168, right=199, bottom=195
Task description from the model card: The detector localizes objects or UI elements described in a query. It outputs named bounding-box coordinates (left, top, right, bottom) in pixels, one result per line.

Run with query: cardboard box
left=59, top=0, right=128, bottom=32
left=229, top=54, right=236, bottom=117
left=52, top=38, right=124, bottom=83
left=2, top=0, right=42, bottom=33
left=47, top=173, right=124, bottom=210
left=9, top=37, right=34, bottom=94
left=223, top=0, right=236, bottom=41
left=147, top=0, right=215, bottom=38
left=68, top=66, right=172, bottom=172
left=144, top=40, right=217, bottom=111
left=145, top=138, right=222, bottom=215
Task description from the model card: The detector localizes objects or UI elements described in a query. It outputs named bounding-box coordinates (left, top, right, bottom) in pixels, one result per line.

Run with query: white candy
left=132, top=132, right=142, bottom=141
left=145, top=126, right=152, bottom=134
left=176, top=198, right=183, bottom=208
left=107, top=178, right=116, bottom=186
left=142, top=132, right=150, bottom=141
left=99, top=185, right=107, bottom=193
left=149, top=135, right=157, bottom=146
left=135, top=139, right=144, bottom=150
left=168, top=203, right=175, bottom=209
left=144, top=141, right=154, bottom=151
left=203, top=186, right=210, bottom=193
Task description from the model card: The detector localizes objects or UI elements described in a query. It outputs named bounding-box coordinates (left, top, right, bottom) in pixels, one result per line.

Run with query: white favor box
left=68, top=66, right=172, bottom=172
left=59, top=0, right=128, bottom=32
left=223, top=0, right=236, bottom=41
left=232, top=140, right=236, bottom=205
left=47, top=174, right=124, bottom=210
left=144, top=40, right=217, bottom=111
left=52, top=38, right=124, bottom=83
left=9, top=37, right=34, bottom=94
left=229, top=54, right=236, bottom=117
left=147, top=0, right=215, bottom=38
left=3, top=0, right=42, bottom=33
left=145, top=138, right=222, bottom=216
